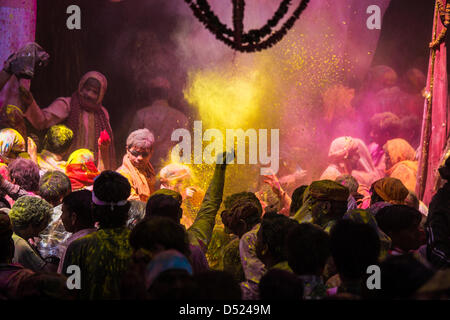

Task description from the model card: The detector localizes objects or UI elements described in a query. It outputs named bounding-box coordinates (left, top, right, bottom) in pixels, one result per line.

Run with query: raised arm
left=20, top=86, right=70, bottom=131
left=0, top=173, right=29, bottom=200
left=262, top=173, right=292, bottom=216
left=187, top=152, right=228, bottom=252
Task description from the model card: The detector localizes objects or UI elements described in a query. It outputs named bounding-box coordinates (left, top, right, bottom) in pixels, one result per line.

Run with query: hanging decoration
left=416, top=0, right=449, bottom=203
left=183, top=0, right=310, bottom=52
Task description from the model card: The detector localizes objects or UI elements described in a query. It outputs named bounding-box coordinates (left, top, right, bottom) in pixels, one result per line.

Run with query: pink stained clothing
left=352, top=138, right=383, bottom=187
left=57, top=228, right=96, bottom=274
left=320, top=137, right=381, bottom=187
left=239, top=224, right=266, bottom=300
left=24, top=72, right=116, bottom=169
left=25, top=98, right=112, bottom=158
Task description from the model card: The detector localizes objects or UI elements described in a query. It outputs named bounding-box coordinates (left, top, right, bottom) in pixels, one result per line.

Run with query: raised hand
left=98, top=130, right=111, bottom=150
left=262, top=172, right=283, bottom=197
left=27, top=137, right=38, bottom=164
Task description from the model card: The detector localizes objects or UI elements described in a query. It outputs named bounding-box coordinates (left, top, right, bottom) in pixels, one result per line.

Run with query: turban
left=306, top=180, right=350, bottom=202
left=372, top=177, right=409, bottom=204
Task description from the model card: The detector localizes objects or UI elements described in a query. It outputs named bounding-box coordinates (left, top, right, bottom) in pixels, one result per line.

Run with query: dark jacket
left=426, top=182, right=450, bottom=269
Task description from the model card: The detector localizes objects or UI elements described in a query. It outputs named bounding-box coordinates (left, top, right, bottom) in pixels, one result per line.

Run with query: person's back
left=286, top=223, right=330, bottom=299
left=426, top=180, right=450, bottom=269
left=0, top=210, right=35, bottom=299
left=258, top=268, right=303, bottom=300
left=63, top=228, right=131, bottom=299
left=62, top=171, right=132, bottom=299
left=329, top=219, right=380, bottom=297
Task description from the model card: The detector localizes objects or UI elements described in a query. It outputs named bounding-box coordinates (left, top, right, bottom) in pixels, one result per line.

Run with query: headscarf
left=145, top=249, right=192, bottom=289
left=328, top=136, right=359, bottom=162
left=0, top=128, right=25, bottom=163
left=65, top=149, right=100, bottom=191
left=384, top=138, right=416, bottom=169
left=384, top=139, right=418, bottom=191
left=0, top=105, right=27, bottom=139
left=65, top=71, right=115, bottom=166
left=371, top=177, right=409, bottom=205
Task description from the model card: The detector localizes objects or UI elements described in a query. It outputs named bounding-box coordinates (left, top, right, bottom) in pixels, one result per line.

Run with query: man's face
left=80, top=78, right=100, bottom=106
left=61, top=203, right=74, bottom=233
left=127, top=146, right=152, bottom=170
left=33, top=215, right=50, bottom=238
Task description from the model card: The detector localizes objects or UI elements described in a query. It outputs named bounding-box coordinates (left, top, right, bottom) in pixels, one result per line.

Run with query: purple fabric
left=189, top=244, right=209, bottom=274
left=369, top=201, right=392, bottom=216
left=416, top=0, right=450, bottom=205
left=0, top=0, right=36, bottom=107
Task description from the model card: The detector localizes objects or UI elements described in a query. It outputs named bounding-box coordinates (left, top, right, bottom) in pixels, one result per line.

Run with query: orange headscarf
left=372, top=177, right=409, bottom=204
left=65, top=149, right=100, bottom=191
left=384, top=139, right=418, bottom=191
left=384, top=138, right=416, bottom=168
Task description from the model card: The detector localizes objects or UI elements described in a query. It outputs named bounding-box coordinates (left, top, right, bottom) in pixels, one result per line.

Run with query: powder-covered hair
left=335, top=174, right=359, bottom=194
left=39, top=171, right=72, bottom=206
left=126, top=129, right=155, bottom=150
left=43, top=125, right=74, bottom=154
left=8, top=158, right=40, bottom=192
left=9, top=196, right=52, bottom=231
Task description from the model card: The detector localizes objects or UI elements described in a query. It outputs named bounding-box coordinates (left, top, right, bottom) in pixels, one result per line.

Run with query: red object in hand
left=98, top=130, right=111, bottom=146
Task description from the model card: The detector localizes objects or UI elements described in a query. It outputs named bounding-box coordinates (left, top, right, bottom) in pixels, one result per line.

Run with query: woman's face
left=385, top=151, right=393, bottom=170
left=80, top=78, right=101, bottom=106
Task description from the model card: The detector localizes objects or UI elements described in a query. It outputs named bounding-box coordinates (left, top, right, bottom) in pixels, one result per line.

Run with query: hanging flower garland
left=429, top=0, right=450, bottom=48
left=184, top=0, right=310, bottom=52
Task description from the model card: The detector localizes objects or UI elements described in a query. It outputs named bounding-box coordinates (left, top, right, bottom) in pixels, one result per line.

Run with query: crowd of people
left=0, top=49, right=450, bottom=300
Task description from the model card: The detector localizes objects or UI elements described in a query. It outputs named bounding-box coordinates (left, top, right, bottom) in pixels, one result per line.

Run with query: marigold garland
left=184, top=0, right=310, bottom=52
